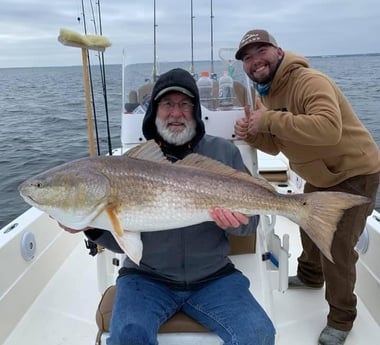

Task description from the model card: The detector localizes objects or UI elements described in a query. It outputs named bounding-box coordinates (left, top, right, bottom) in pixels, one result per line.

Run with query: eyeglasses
left=158, top=100, right=194, bottom=112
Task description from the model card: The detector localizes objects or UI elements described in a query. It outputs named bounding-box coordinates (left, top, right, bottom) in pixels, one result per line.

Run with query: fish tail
left=295, top=191, right=370, bottom=263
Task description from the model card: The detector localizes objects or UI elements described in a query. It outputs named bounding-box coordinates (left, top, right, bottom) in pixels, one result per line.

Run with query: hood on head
left=142, top=68, right=205, bottom=147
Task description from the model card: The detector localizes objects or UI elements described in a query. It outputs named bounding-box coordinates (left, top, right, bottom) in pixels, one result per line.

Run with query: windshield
left=121, top=42, right=253, bottom=115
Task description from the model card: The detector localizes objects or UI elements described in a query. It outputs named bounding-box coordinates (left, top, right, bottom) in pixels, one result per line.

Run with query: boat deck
left=3, top=216, right=380, bottom=345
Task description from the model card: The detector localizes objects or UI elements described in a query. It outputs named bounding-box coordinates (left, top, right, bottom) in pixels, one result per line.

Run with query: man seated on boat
left=234, top=29, right=380, bottom=345
left=61, top=68, right=275, bottom=345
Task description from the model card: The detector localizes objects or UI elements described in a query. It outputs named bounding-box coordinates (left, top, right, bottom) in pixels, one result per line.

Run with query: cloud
left=0, top=0, right=379, bottom=68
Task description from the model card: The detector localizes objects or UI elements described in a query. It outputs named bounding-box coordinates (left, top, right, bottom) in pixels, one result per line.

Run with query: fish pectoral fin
left=105, top=207, right=143, bottom=264
left=113, top=231, right=143, bottom=265
left=106, top=207, right=124, bottom=237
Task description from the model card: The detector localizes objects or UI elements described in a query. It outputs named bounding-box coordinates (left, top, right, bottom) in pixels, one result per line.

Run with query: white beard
left=155, top=116, right=197, bottom=145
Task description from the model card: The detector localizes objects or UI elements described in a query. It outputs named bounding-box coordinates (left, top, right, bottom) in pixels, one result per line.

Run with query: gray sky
left=1, top=0, right=379, bottom=68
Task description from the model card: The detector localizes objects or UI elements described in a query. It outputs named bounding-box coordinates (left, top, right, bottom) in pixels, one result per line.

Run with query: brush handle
left=81, top=48, right=96, bottom=157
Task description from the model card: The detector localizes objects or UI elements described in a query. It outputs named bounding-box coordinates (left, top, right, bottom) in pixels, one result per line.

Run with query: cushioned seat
left=95, top=233, right=256, bottom=344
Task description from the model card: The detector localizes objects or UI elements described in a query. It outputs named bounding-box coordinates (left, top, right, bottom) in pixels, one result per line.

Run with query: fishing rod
left=210, top=0, right=215, bottom=78
left=78, top=0, right=113, bottom=156
left=78, top=0, right=101, bottom=156
left=189, top=0, right=195, bottom=75
left=153, top=0, right=159, bottom=82
left=94, top=0, right=113, bottom=156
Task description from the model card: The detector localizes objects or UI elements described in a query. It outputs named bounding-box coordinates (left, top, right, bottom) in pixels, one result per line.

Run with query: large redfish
left=18, top=140, right=369, bottom=264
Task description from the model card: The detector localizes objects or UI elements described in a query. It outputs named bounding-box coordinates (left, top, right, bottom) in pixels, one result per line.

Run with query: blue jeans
left=107, top=271, right=275, bottom=345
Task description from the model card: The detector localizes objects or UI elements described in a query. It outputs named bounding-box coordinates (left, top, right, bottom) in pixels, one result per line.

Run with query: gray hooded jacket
left=85, top=68, right=259, bottom=288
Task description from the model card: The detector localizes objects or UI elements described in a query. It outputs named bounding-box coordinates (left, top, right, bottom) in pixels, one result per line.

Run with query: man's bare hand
left=246, top=96, right=267, bottom=136
left=235, top=97, right=268, bottom=138
left=209, top=208, right=249, bottom=230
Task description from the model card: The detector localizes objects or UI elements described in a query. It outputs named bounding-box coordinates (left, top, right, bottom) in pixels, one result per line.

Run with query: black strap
left=84, top=239, right=99, bottom=256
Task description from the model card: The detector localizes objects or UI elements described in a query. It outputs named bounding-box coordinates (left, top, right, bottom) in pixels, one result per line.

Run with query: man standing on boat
left=74, top=68, right=275, bottom=345
left=234, top=29, right=380, bottom=345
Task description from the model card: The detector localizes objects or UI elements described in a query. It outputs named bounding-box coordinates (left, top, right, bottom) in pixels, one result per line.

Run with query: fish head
left=18, top=161, right=110, bottom=229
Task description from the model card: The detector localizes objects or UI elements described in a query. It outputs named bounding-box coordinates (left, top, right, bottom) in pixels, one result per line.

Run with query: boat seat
left=127, top=83, right=155, bottom=110
left=95, top=233, right=256, bottom=344
left=137, top=82, right=154, bottom=107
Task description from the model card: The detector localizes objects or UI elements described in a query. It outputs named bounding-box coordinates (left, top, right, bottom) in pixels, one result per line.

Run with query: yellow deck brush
left=58, top=28, right=111, bottom=157
left=58, top=28, right=111, bottom=51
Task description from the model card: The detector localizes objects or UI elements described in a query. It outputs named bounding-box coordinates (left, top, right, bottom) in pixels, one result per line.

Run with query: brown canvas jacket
left=247, top=51, right=380, bottom=187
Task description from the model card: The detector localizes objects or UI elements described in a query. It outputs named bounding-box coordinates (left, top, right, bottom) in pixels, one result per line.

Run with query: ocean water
left=0, top=55, right=379, bottom=229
